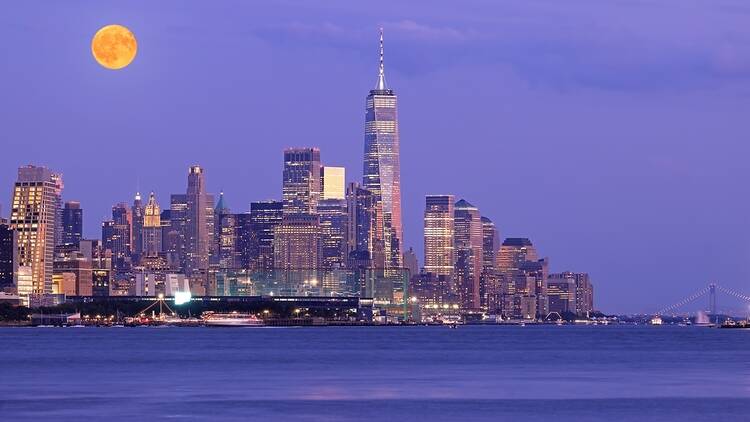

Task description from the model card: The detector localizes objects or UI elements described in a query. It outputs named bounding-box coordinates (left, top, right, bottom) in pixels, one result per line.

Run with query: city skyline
left=2, top=1, right=750, bottom=313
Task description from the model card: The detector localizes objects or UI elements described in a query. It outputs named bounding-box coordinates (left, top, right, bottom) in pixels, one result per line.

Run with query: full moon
left=91, top=25, right=137, bottom=70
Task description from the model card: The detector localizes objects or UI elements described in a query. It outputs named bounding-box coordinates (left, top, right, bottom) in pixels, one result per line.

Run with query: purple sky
left=3, top=1, right=750, bottom=313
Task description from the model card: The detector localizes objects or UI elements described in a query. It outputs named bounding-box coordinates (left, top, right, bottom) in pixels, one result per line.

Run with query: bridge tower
left=708, top=283, right=717, bottom=315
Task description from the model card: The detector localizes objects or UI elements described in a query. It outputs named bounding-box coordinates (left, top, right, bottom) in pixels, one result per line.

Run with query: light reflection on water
left=0, top=326, right=748, bottom=421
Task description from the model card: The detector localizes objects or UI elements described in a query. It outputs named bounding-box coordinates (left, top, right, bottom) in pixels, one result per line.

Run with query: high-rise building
left=282, top=148, right=321, bottom=215
left=547, top=273, right=577, bottom=315
left=273, top=213, right=321, bottom=270
left=0, top=221, right=16, bottom=292
left=453, top=199, right=482, bottom=310
left=61, top=201, right=83, bottom=246
left=423, top=195, right=454, bottom=278
left=213, top=193, right=239, bottom=269
left=480, top=216, right=500, bottom=310
left=496, top=238, right=549, bottom=319
left=9, top=165, right=63, bottom=296
left=184, top=166, right=215, bottom=275
left=549, top=272, right=595, bottom=316
left=168, top=194, right=188, bottom=270
left=318, top=198, right=348, bottom=269
left=53, top=248, right=92, bottom=296
left=363, top=29, right=403, bottom=271
left=249, top=200, right=283, bottom=271
left=346, top=182, right=380, bottom=267
left=142, top=192, right=162, bottom=257
left=106, top=202, right=132, bottom=270
left=321, top=166, right=346, bottom=200
left=235, top=213, right=253, bottom=270
left=132, top=192, right=144, bottom=260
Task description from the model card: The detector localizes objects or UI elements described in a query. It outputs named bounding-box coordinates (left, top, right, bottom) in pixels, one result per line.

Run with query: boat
left=649, top=316, right=663, bottom=325
left=203, top=312, right=265, bottom=327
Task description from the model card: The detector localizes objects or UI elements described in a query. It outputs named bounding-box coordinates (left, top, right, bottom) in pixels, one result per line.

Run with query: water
left=0, top=325, right=748, bottom=421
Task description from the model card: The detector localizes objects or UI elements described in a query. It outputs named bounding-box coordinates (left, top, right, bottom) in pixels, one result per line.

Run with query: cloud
left=248, top=2, right=750, bottom=93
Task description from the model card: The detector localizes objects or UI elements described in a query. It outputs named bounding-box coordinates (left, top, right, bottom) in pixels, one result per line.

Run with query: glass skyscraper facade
left=363, top=30, right=403, bottom=271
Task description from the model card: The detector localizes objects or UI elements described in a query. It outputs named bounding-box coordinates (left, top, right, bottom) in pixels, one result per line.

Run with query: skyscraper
left=346, top=182, right=379, bottom=267
left=132, top=192, right=144, bottom=260
left=61, top=201, right=83, bottom=246
left=453, top=199, right=482, bottom=310
left=213, top=192, right=238, bottom=269
left=108, top=202, right=132, bottom=270
left=168, top=194, right=188, bottom=270
left=249, top=200, right=283, bottom=271
left=0, top=221, right=16, bottom=292
left=318, top=198, right=348, bottom=269
left=282, top=148, right=321, bottom=215
left=423, top=195, right=454, bottom=277
left=277, top=149, right=322, bottom=270
left=480, top=216, right=500, bottom=310
left=142, top=192, right=162, bottom=256
left=184, top=166, right=215, bottom=275
left=549, top=272, right=594, bottom=316
left=496, top=238, right=548, bottom=319
left=273, top=213, right=321, bottom=270
left=363, top=29, right=403, bottom=271
left=9, top=165, right=63, bottom=296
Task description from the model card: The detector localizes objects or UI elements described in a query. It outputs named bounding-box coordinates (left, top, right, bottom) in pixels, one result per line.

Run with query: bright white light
left=174, top=291, right=192, bottom=305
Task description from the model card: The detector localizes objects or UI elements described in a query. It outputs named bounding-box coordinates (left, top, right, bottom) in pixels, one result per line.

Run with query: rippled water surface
left=0, top=325, right=748, bottom=421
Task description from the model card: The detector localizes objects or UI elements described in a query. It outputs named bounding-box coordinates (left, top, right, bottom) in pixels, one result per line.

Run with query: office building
left=61, top=201, right=83, bottom=246
left=480, top=216, right=500, bottom=311
left=132, top=192, right=144, bottom=260
left=142, top=192, right=162, bottom=257
left=0, top=221, right=16, bottom=291
left=346, top=182, right=380, bottom=267
left=184, top=165, right=215, bottom=275
left=318, top=198, right=348, bottom=269
left=453, top=199, right=482, bottom=310
left=249, top=200, right=283, bottom=271
left=282, top=148, right=321, bottom=215
left=423, top=195, right=454, bottom=278
left=363, top=30, right=403, bottom=271
left=273, top=213, right=321, bottom=270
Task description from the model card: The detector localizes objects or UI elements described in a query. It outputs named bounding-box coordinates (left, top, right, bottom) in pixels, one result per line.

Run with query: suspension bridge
left=657, top=283, right=750, bottom=316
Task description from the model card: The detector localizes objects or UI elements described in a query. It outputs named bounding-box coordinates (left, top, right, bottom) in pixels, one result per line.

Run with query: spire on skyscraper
left=376, top=27, right=386, bottom=90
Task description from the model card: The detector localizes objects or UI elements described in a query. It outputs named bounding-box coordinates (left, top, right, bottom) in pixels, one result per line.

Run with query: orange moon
left=91, top=25, right=137, bottom=70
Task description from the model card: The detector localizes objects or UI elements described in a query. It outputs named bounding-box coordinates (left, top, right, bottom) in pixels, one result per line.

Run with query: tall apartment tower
left=9, top=165, right=63, bottom=296
left=423, top=195, right=454, bottom=277
left=453, top=199, right=483, bottom=310
left=184, top=165, right=215, bottom=275
left=61, top=201, right=83, bottom=246
left=363, top=29, right=403, bottom=271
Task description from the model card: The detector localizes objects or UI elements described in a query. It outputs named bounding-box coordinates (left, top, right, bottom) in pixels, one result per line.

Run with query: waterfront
left=0, top=325, right=748, bottom=421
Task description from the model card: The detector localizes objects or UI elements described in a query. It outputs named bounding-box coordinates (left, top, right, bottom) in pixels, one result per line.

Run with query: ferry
left=203, top=312, right=265, bottom=327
